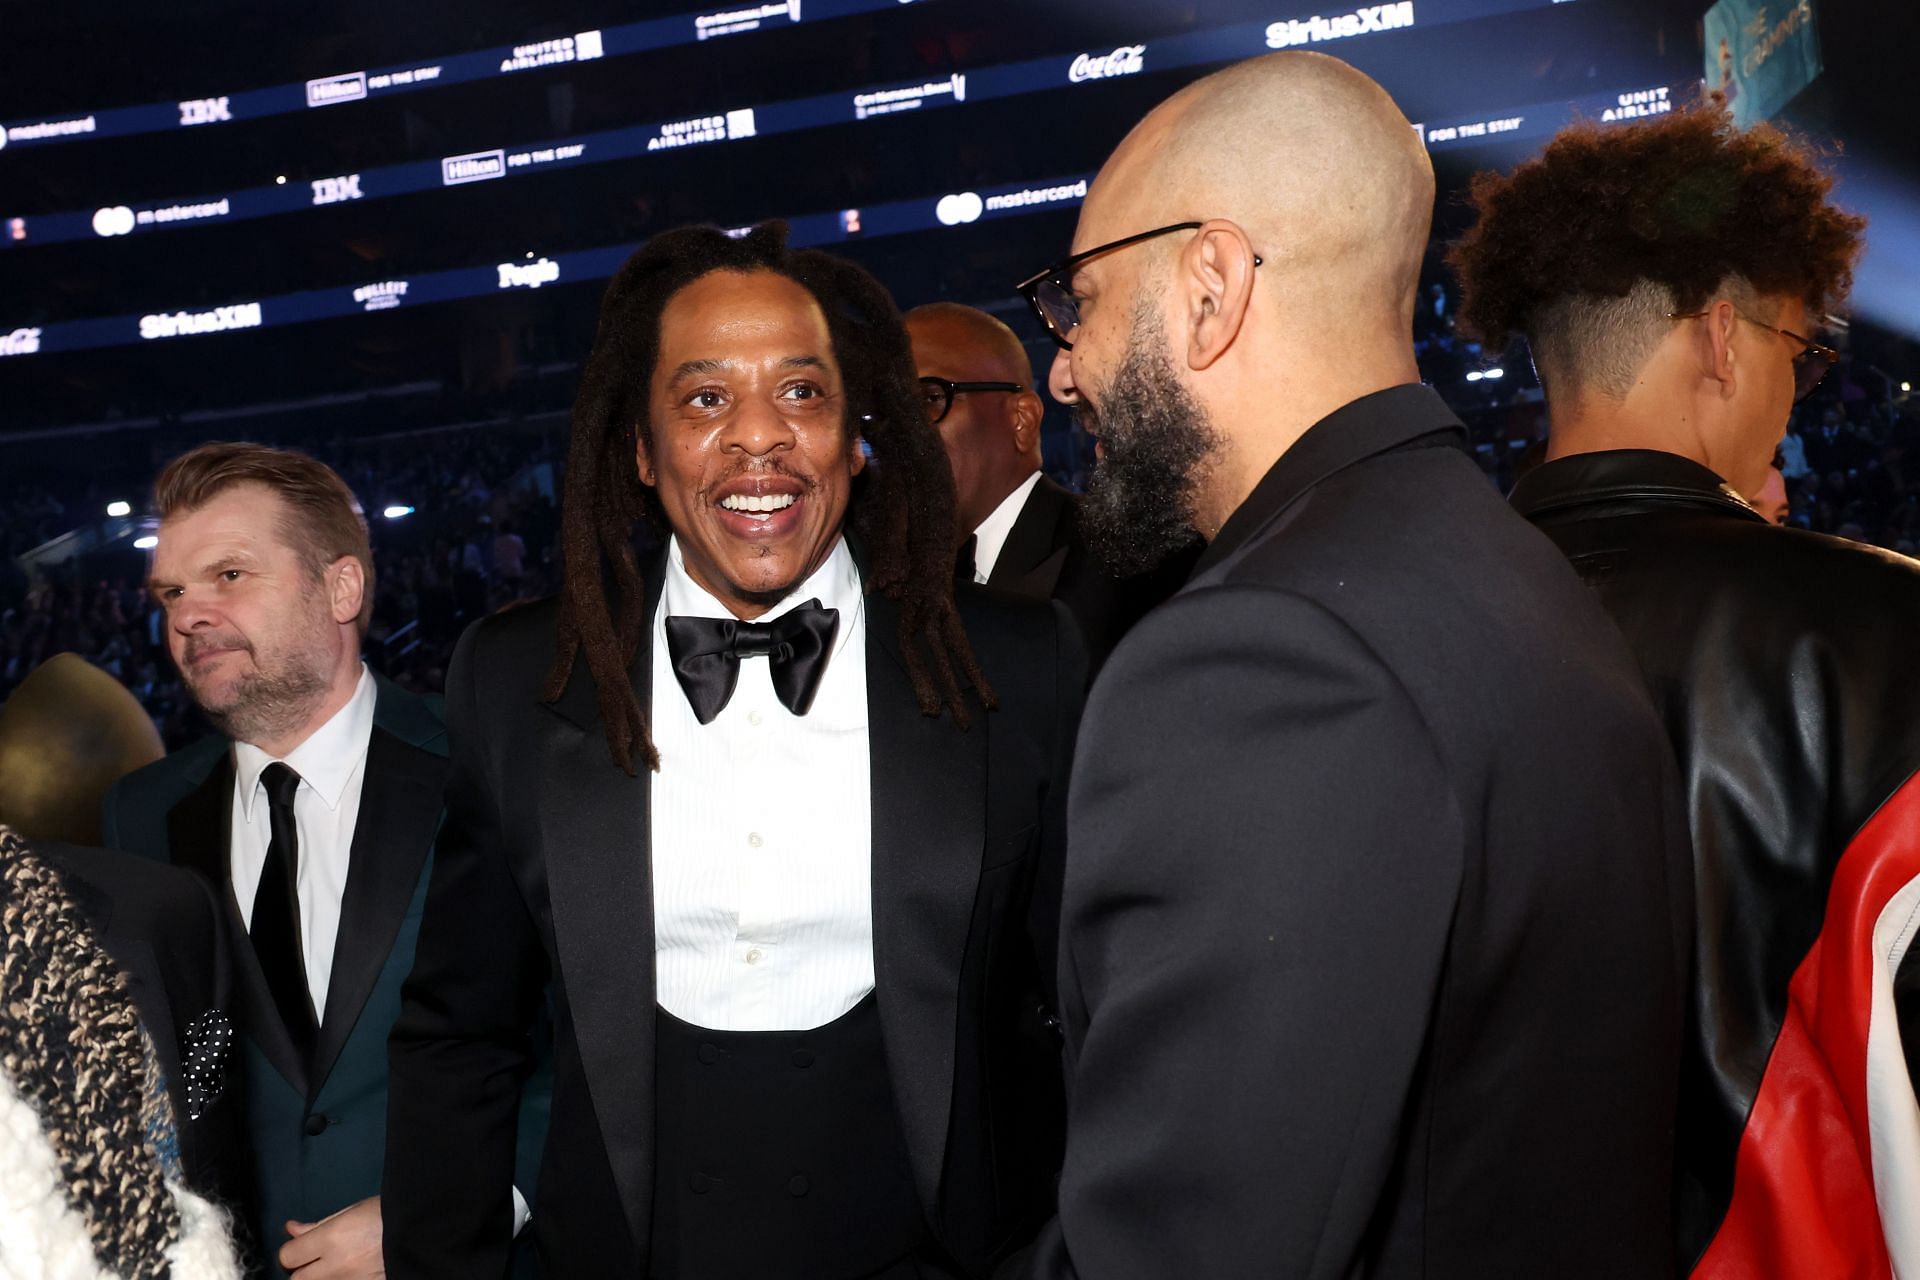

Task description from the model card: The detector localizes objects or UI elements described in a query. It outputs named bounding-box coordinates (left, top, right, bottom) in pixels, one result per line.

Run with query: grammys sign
left=1703, top=0, right=1821, bottom=129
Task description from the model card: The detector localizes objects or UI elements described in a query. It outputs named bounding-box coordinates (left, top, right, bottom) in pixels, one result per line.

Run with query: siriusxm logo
left=1069, top=45, right=1145, bottom=83
left=312, top=174, right=364, bottom=206
left=498, top=258, right=561, bottom=289
left=0, top=327, right=42, bottom=357
left=442, top=149, right=507, bottom=185
left=1265, top=2, right=1415, bottom=49
left=139, top=302, right=263, bottom=341
left=307, top=72, right=368, bottom=108
left=353, top=281, right=408, bottom=312
left=178, top=96, right=233, bottom=127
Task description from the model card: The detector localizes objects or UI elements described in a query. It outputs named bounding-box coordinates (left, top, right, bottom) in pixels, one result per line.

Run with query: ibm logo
left=311, top=175, right=364, bottom=206
left=178, top=97, right=233, bottom=127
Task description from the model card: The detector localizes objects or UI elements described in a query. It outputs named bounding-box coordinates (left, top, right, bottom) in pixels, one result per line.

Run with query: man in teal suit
left=103, top=442, right=546, bottom=1278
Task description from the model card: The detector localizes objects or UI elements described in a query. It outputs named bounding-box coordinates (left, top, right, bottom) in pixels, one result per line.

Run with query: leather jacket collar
left=1508, top=449, right=1768, bottom=526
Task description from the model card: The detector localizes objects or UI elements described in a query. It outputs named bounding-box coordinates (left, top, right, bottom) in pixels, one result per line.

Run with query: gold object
left=0, top=653, right=165, bottom=844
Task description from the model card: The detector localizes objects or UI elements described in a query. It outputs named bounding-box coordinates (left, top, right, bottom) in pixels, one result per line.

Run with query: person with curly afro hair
left=1451, top=104, right=1920, bottom=1280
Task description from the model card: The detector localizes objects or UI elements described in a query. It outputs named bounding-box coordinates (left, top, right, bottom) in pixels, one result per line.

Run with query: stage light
left=275, top=175, right=287, bottom=185
left=383, top=505, right=415, bottom=519
left=1483, top=367, right=1505, bottom=379
left=1904, top=382, right=1913, bottom=393
left=1466, top=371, right=1483, bottom=382
left=133, top=535, right=158, bottom=549
left=106, top=500, right=131, bottom=517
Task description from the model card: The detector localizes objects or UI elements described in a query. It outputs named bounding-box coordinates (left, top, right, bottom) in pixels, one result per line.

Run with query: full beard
left=1076, top=302, right=1222, bottom=578
left=188, top=634, right=335, bottom=748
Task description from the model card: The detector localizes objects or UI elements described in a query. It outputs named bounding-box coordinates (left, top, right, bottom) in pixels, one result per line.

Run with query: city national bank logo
left=139, top=302, right=263, bottom=341
left=1266, top=2, right=1415, bottom=49
left=307, top=72, right=368, bottom=108
left=696, top=2, right=799, bottom=41
left=442, top=149, right=507, bottom=185
left=1602, top=86, right=1672, bottom=122
left=354, top=281, right=408, bottom=312
left=312, top=174, right=364, bottom=206
left=1069, top=45, right=1146, bottom=83
left=178, top=97, right=233, bottom=127
left=0, top=327, right=42, bottom=357
left=853, top=74, right=966, bottom=121
left=498, top=257, right=561, bottom=289
left=499, top=31, right=605, bottom=73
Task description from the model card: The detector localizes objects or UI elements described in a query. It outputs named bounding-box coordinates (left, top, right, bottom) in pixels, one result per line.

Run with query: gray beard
left=197, top=659, right=335, bottom=748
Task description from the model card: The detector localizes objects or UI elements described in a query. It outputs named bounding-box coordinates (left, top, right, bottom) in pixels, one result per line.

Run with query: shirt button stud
left=746, top=947, right=764, bottom=965
left=747, top=709, right=764, bottom=726
left=747, top=832, right=763, bottom=848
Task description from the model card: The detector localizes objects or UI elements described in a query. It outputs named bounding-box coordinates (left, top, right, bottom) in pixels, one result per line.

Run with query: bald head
left=1043, top=51, right=1435, bottom=556
left=1091, top=51, right=1433, bottom=319
left=906, top=303, right=1046, bottom=536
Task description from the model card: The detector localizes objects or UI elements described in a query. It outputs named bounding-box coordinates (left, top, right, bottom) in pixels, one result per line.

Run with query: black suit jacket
left=35, top=839, right=249, bottom=1213
left=1024, top=386, right=1692, bottom=1279
left=385, top=564, right=1085, bottom=1279
left=983, top=474, right=1189, bottom=670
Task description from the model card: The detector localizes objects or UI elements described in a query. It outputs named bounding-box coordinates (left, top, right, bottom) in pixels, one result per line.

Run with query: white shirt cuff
left=511, top=1185, right=531, bottom=1237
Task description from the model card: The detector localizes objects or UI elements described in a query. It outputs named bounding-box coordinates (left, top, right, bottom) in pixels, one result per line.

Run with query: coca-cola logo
left=1069, top=45, right=1145, bottom=83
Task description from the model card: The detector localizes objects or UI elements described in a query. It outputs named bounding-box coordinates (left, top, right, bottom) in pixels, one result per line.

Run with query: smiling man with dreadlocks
left=385, top=223, right=1084, bottom=1280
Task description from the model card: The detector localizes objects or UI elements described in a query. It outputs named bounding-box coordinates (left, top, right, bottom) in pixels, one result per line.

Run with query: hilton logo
left=442, top=149, right=507, bottom=185
left=307, top=73, right=368, bottom=108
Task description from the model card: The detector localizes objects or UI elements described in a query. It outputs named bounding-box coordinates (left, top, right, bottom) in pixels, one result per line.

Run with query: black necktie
left=664, top=599, right=839, bottom=725
left=254, top=762, right=317, bottom=1055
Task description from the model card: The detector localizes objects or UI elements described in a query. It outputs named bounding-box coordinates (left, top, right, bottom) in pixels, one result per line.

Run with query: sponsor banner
left=2, top=115, right=97, bottom=146
left=138, top=302, right=263, bottom=341
left=442, top=149, right=508, bottom=185
left=498, top=257, right=562, bottom=289
left=1705, top=0, right=1820, bottom=129
left=695, top=2, right=799, bottom=40
left=1600, top=85, right=1674, bottom=122
left=1266, top=2, right=1417, bottom=49
left=306, top=72, right=368, bottom=108
left=137, top=198, right=232, bottom=227
left=0, top=327, right=42, bottom=357
left=177, top=96, right=233, bottom=127
left=1420, top=112, right=1524, bottom=145
left=507, top=143, right=587, bottom=170
left=853, top=74, right=967, bottom=121
left=367, top=65, right=444, bottom=91
left=499, top=32, right=604, bottom=73
left=353, top=281, right=409, bottom=312
left=312, top=175, right=365, bottom=206
left=1069, top=45, right=1145, bottom=83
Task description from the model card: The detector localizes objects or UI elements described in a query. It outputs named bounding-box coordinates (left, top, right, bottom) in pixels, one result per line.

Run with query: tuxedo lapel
left=169, top=753, right=310, bottom=1095
left=864, top=592, right=988, bottom=1210
left=538, top=559, right=665, bottom=1254
left=987, top=476, right=1072, bottom=597
left=308, top=726, right=441, bottom=1098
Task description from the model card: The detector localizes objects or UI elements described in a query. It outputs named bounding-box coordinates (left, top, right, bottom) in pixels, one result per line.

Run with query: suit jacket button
left=788, top=1175, right=810, bottom=1197
left=303, top=1114, right=328, bottom=1137
left=697, top=1043, right=721, bottom=1065
left=791, top=1049, right=814, bottom=1068
left=689, top=1172, right=713, bottom=1194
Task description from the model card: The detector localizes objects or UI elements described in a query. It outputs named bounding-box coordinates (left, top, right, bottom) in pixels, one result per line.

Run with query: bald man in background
left=1013, top=52, right=1691, bottom=1278
left=906, top=302, right=1186, bottom=668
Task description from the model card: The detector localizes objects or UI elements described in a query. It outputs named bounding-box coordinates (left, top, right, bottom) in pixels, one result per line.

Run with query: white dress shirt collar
left=663, top=534, right=863, bottom=658
left=969, top=469, right=1043, bottom=584
left=233, top=664, right=376, bottom=820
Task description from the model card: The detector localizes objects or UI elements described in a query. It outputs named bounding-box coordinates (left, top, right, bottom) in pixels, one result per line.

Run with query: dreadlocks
left=547, top=222, right=994, bottom=772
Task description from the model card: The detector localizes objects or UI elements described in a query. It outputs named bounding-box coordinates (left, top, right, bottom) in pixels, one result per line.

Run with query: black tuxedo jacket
left=982, top=474, right=1188, bottom=671
left=1023, top=385, right=1693, bottom=1279
left=385, top=564, right=1085, bottom=1279
left=35, top=839, right=249, bottom=1212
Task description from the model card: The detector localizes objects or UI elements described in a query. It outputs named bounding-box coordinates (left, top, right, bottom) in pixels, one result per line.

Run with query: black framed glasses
left=1670, top=308, right=1839, bottom=404
left=1016, top=221, right=1262, bottom=350
left=918, top=376, right=1024, bottom=425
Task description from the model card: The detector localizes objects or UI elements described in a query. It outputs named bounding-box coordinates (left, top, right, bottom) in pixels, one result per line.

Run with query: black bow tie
left=664, top=600, right=840, bottom=725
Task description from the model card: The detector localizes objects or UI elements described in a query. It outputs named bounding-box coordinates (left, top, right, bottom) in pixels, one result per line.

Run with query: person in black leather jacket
left=1448, top=103, right=1920, bottom=1280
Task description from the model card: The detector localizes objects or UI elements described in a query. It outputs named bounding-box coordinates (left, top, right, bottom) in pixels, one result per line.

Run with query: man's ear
left=634, top=424, right=657, bottom=487
left=1703, top=299, right=1741, bottom=400
left=1010, top=390, right=1045, bottom=455
left=848, top=434, right=868, bottom=477
left=1183, top=219, right=1259, bottom=373
left=327, top=556, right=366, bottom=627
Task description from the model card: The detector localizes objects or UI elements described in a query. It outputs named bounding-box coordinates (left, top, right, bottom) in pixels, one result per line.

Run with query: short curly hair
left=1447, top=102, right=1865, bottom=399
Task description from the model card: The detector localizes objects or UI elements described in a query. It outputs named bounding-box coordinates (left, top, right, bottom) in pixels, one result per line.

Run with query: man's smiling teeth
left=719, top=493, right=797, bottom=514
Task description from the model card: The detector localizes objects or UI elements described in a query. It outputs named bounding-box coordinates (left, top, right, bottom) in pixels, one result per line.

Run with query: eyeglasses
left=1669, top=308, right=1839, bottom=404
left=1016, top=221, right=1262, bottom=350
left=918, top=376, right=1025, bottom=425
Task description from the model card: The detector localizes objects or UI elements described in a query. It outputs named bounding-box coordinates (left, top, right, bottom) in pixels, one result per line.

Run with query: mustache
left=702, top=459, right=820, bottom=495
left=1072, top=400, right=1102, bottom=438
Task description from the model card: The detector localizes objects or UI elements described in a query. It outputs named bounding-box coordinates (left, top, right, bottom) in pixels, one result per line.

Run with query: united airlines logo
left=442, top=149, right=507, bottom=185
left=178, top=97, right=233, bottom=127
left=311, top=174, right=364, bottom=206
left=306, top=73, right=368, bottom=108
left=1069, top=45, right=1145, bottom=83
left=0, top=327, right=42, bottom=357
left=1602, top=87, right=1673, bottom=122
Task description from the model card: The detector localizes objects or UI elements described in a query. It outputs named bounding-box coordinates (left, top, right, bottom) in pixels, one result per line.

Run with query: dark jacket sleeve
left=1025, top=586, right=1464, bottom=1279
left=385, top=621, right=550, bottom=1279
